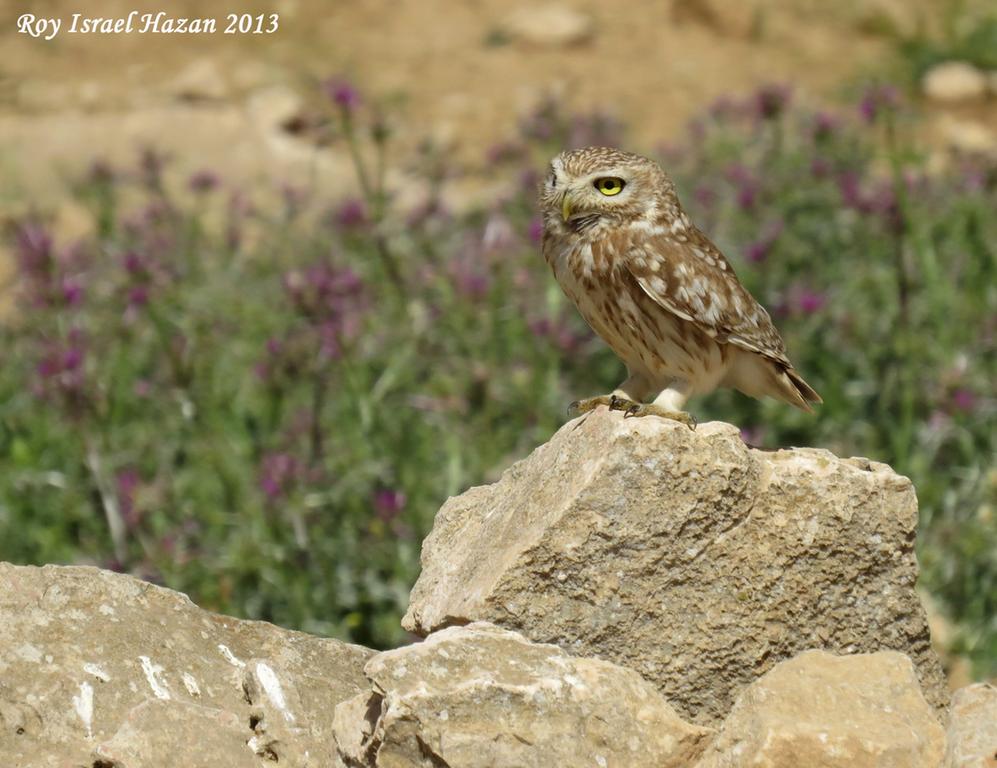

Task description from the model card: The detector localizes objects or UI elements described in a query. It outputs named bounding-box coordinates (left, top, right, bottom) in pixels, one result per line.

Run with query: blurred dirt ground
left=0, top=0, right=946, bottom=212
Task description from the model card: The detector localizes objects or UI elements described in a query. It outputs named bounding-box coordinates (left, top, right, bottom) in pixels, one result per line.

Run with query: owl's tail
left=727, top=352, right=823, bottom=413
left=775, top=365, right=823, bottom=413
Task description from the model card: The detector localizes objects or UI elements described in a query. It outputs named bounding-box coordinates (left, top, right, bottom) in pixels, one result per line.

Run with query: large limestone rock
left=944, top=683, right=997, bottom=768
left=333, top=622, right=714, bottom=768
left=403, top=408, right=947, bottom=724
left=694, top=650, right=946, bottom=767
left=0, top=563, right=373, bottom=767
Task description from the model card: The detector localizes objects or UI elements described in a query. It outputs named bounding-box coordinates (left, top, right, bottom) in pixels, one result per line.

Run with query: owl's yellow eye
left=594, top=177, right=625, bottom=196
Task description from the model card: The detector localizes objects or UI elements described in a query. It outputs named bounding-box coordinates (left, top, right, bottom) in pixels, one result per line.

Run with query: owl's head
left=539, top=147, right=681, bottom=236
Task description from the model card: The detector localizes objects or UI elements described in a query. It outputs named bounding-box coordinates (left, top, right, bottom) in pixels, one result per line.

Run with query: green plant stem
left=340, top=109, right=405, bottom=295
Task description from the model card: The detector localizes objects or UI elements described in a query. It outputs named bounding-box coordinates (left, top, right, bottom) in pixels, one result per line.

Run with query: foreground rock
left=403, top=408, right=947, bottom=724
left=0, top=563, right=373, bottom=767
left=944, top=683, right=997, bottom=768
left=695, top=650, right=945, bottom=767
left=333, top=622, right=713, bottom=768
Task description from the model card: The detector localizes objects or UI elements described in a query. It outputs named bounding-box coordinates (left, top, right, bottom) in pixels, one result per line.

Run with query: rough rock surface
left=922, top=61, right=989, bottom=101
left=944, top=683, right=997, bottom=768
left=0, top=563, right=373, bottom=767
left=694, top=650, right=945, bottom=767
left=403, top=408, right=947, bottom=724
left=333, top=622, right=713, bottom=768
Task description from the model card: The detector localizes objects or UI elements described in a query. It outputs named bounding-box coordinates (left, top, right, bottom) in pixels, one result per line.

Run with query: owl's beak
left=561, top=192, right=574, bottom=222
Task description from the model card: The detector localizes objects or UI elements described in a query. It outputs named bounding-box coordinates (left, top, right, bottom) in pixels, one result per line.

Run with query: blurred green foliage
left=0, top=83, right=993, bottom=674
left=896, top=2, right=997, bottom=80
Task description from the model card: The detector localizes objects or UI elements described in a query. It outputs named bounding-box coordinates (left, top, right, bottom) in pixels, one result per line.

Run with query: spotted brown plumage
left=539, top=146, right=821, bottom=425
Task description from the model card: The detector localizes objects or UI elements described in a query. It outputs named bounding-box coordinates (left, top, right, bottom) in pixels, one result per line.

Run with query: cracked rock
left=0, top=563, right=373, bottom=767
left=403, top=408, right=947, bottom=724
left=333, top=622, right=713, bottom=768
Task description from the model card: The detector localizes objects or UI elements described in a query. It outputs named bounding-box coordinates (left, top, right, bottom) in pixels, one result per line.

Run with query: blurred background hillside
left=0, top=0, right=993, bottom=683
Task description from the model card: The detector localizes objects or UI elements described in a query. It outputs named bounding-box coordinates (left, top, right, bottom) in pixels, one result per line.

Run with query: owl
left=539, top=147, right=821, bottom=427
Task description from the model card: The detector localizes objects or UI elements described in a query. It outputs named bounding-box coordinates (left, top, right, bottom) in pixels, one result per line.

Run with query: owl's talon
left=608, top=395, right=637, bottom=412
left=567, top=395, right=614, bottom=416
left=618, top=402, right=697, bottom=428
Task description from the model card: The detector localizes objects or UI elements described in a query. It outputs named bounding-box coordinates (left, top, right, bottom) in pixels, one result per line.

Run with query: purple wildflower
left=450, top=257, right=491, bottom=300
left=127, top=285, right=150, bottom=309
left=325, top=77, right=361, bottom=112
left=259, top=452, right=300, bottom=502
left=744, top=219, right=784, bottom=263
left=373, top=489, right=407, bottom=522
left=737, top=184, right=758, bottom=211
left=745, top=241, right=769, bottom=263
left=796, top=288, right=827, bottom=314
left=837, top=171, right=870, bottom=212
left=812, top=111, right=840, bottom=142
left=35, top=330, right=89, bottom=414
left=284, top=263, right=364, bottom=320
left=754, top=84, right=792, bottom=120
left=123, top=252, right=144, bottom=274
left=694, top=185, right=717, bottom=209
left=527, top=216, right=544, bottom=244
left=725, top=164, right=760, bottom=211
left=61, top=277, right=84, bottom=306
left=318, top=319, right=346, bottom=359
left=950, top=388, right=977, bottom=413
left=858, top=84, right=899, bottom=124
left=332, top=198, right=368, bottom=230
left=810, top=158, right=832, bottom=179
left=282, top=261, right=368, bottom=361
left=840, top=174, right=904, bottom=232
left=188, top=169, right=220, bottom=193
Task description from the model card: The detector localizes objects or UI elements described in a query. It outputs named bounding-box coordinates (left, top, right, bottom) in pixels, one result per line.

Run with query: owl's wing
left=623, top=227, right=791, bottom=365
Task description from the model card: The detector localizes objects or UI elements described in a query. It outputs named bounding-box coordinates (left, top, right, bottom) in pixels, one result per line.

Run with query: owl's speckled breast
left=546, top=232, right=727, bottom=389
